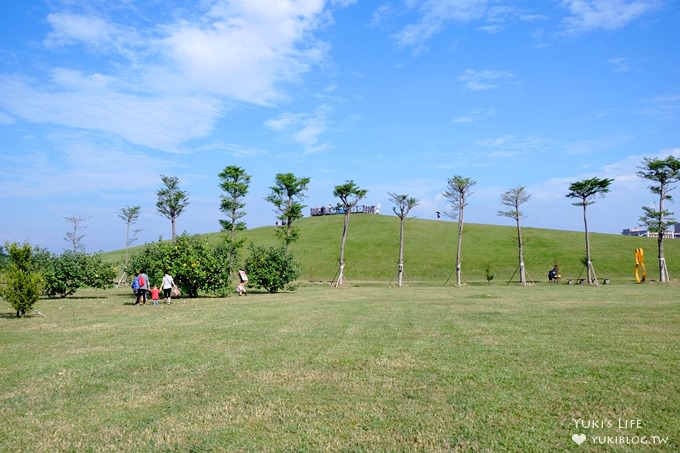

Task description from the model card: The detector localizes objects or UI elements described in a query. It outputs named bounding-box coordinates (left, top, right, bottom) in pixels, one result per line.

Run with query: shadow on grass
left=0, top=312, right=22, bottom=319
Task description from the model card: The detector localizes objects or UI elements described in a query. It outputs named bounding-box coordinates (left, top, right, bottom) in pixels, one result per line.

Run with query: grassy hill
left=108, top=214, right=679, bottom=285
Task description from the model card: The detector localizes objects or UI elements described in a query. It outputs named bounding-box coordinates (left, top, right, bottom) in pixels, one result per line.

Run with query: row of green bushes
left=1, top=234, right=301, bottom=316
left=128, top=234, right=300, bottom=296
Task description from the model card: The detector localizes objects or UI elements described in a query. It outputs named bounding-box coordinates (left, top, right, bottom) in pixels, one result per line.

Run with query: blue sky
left=1, top=0, right=679, bottom=253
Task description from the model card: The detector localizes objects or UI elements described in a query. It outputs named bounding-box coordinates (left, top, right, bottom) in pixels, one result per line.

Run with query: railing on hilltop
left=310, top=205, right=377, bottom=216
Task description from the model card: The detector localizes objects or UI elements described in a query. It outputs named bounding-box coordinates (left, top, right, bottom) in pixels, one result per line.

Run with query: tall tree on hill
left=333, top=180, right=367, bottom=287
left=443, top=176, right=476, bottom=287
left=156, top=175, right=190, bottom=242
left=266, top=172, right=310, bottom=249
left=388, top=192, right=419, bottom=288
left=218, top=165, right=251, bottom=243
left=118, top=205, right=141, bottom=272
left=498, top=187, right=531, bottom=286
left=637, top=155, right=680, bottom=282
left=566, top=177, right=614, bottom=286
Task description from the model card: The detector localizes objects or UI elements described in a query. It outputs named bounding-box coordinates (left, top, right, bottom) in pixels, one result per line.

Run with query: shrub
left=245, top=244, right=300, bottom=293
left=129, top=234, right=234, bottom=297
left=2, top=242, right=43, bottom=317
left=35, top=250, right=115, bottom=298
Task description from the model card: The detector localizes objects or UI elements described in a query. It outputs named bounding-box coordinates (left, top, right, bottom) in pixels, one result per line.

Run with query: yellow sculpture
left=635, top=248, right=646, bottom=283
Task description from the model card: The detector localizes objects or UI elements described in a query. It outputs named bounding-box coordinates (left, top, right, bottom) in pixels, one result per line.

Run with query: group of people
left=132, top=269, right=179, bottom=305
left=132, top=269, right=249, bottom=303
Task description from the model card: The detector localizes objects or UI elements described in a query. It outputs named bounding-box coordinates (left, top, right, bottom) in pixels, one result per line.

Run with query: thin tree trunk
left=336, top=211, right=350, bottom=287
left=516, top=218, right=526, bottom=285
left=124, top=222, right=130, bottom=270
left=397, top=216, right=405, bottom=287
left=582, top=204, right=596, bottom=285
left=455, top=204, right=464, bottom=288
left=658, top=188, right=668, bottom=282
left=171, top=217, right=177, bottom=242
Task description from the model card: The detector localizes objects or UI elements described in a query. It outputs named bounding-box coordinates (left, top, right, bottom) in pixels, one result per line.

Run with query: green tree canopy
left=443, top=176, right=476, bottom=287
left=266, top=172, right=310, bottom=248
left=637, top=155, right=680, bottom=282
left=333, top=180, right=367, bottom=287
left=388, top=192, right=419, bottom=288
left=218, top=165, right=251, bottom=241
left=34, top=250, right=115, bottom=298
left=129, top=234, right=234, bottom=298
left=244, top=244, right=300, bottom=293
left=156, top=175, right=190, bottom=242
left=566, top=177, right=614, bottom=285
left=2, top=242, right=43, bottom=317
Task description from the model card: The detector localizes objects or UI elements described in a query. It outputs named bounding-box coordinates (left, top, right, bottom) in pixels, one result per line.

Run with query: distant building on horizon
left=621, top=224, right=679, bottom=239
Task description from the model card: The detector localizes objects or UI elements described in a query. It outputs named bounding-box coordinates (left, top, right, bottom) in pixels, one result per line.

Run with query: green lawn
left=1, top=283, right=678, bottom=451
left=105, top=214, right=680, bottom=287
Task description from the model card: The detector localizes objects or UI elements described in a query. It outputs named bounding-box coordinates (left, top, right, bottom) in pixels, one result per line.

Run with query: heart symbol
left=572, top=433, right=586, bottom=445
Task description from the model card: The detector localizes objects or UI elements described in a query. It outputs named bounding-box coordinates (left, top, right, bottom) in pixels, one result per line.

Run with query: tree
left=637, top=155, right=680, bottom=282
left=218, top=165, right=251, bottom=242
left=34, top=250, right=115, bottom=298
left=498, top=187, right=531, bottom=285
left=245, top=244, right=300, bottom=293
left=64, top=215, right=88, bottom=252
left=443, top=176, right=476, bottom=287
left=119, top=205, right=141, bottom=273
left=1, top=242, right=43, bottom=317
left=156, top=175, right=190, bottom=242
left=129, top=234, right=234, bottom=298
left=388, top=192, right=419, bottom=287
left=333, top=180, right=367, bottom=287
left=218, top=165, right=251, bottom=272
left=266, top=173, right=310, bottom=248
left=566, top=177, right=614, bottom=285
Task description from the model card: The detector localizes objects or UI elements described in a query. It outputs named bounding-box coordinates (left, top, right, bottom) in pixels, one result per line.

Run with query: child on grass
left=150, top=286, right=161, bottom=306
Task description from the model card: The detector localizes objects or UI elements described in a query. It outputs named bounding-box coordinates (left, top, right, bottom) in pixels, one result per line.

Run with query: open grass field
left=1, top=283, right=678, bottom=451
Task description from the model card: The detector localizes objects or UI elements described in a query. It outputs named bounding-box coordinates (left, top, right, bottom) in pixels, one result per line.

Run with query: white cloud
left=638, top=93, right=680, bottom=119
left=453, top=107, right=496, bottom=123
left=0, top=74, right=220, bottom=152
left=0, top=111, right=14, bottom=124
left=199, top=142, right=265, bottom=158
left=393, top=0, right=487, bottom=49
left=563, top=134, right=633, bottom=156
left=370, top=4, right=392, bottom=27
left=475, top=134, right=553, bottom=159
left=265, top=106, right=332, bottom=155
left=44, top=13, right=117, bottom=48
left=157, top=0, right=330, bottom=104
left=560, top=0, right=661, bottom=35
left=0, top=1, right=345, bottom=152
left=43, top=11, right=147, bottom=62
left=478, top=5, right=548, bottom=34
left=0, top=134, right=162, bottom=198
left=607, top=56, right=631, bottom=73
left=458, top=69, right=514, bottom=91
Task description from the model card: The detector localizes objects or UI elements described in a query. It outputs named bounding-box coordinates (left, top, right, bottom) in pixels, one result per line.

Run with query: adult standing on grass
left=161, top=270, right=175, bottom=304
left=135, top=269, right=150, bottom=305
